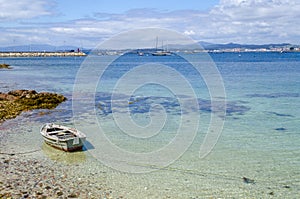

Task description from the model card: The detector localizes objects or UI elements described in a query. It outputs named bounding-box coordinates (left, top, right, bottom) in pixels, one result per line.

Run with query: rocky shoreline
left=0, top=89, right=118, bottom=198
left=0, top=90, right=67, bottom=123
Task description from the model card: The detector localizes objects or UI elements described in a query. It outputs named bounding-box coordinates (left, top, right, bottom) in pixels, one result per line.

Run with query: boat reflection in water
left=42, top=142, right=87, bottom=164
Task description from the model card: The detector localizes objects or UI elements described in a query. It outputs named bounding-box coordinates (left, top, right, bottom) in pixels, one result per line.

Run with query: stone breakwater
left=0, top=52, right=86, bottom=57
left=0, top=90, right=67, bottom=123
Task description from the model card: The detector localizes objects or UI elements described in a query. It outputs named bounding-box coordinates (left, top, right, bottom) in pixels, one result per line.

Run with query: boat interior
left=46, top=128, right=77, bottom=139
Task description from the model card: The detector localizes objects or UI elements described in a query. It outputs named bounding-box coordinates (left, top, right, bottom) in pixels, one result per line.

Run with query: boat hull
left=42, top=135, right=86, bottom=152
left=40, top=123, right=86, bottom=152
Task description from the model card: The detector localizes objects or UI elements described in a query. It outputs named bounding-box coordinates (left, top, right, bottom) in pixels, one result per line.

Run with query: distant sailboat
left=152, top=37, right=171, bottom=56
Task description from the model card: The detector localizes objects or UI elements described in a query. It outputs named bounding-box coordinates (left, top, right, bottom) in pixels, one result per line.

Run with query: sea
left=0, top=52, right=300, bottom=198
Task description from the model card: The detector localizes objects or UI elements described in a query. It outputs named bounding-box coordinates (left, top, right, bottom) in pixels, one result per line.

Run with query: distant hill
left=199, top=42, right=294, bottom=50
left=157, top=42, right=295, bottom=50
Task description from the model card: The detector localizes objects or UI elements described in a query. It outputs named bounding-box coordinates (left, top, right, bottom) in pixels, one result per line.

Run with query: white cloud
left=1, top=1, right=300, bottom=47
left=0, top=0, right=55, bottom=21
left=184, top=30, right=196, bottom=36
left=209, top=0, right=300, bottom=43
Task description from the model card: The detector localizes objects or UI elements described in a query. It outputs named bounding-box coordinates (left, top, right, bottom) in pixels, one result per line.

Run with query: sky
left=0, top=0, right=300, bottom=48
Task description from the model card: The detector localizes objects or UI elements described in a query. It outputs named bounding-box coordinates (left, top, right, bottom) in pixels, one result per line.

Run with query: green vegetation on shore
left=0, top=90, right=67, bottom=123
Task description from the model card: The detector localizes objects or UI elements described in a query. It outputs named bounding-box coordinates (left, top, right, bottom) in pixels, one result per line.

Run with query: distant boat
left=152, top=37, right=171, bottom=56
left=152, top=50, right=171, bottom=56
left=40, top=123, right=86, bottom=152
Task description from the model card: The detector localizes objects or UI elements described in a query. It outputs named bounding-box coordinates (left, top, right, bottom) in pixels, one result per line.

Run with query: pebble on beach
left=0, top=155, right=112, bottom=198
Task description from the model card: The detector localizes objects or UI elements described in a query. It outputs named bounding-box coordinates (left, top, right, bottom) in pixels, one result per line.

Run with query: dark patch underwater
left=94, top=92, right=250, bottom=117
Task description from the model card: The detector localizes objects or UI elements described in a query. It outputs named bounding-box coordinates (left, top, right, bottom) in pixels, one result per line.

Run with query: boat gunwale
left=40, top=123, right=86, bottom=140
left=40, top=123, right=86, bottom=148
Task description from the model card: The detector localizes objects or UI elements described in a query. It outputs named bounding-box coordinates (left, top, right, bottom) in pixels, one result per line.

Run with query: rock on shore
left=0, top=64, right=11, bottom=69
left=0, top=90, right=67, bottom=123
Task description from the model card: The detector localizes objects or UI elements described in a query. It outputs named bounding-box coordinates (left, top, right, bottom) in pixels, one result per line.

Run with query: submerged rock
left=243, top=177, right=255, bottom=184
left=0, top=89, right=67, bottom=123
left=275, top=127, right=287, bottom=131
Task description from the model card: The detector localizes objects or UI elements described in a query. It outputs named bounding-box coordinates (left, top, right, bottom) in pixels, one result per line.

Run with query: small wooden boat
left=40, top=123, right=86, bottom=152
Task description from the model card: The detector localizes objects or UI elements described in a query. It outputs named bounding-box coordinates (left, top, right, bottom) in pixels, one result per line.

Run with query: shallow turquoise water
left=1, top=52, right=299, bottom=197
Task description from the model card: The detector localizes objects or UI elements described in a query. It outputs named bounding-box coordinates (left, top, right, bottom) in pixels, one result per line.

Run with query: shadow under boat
left=41, top=140, right=94, bottom=164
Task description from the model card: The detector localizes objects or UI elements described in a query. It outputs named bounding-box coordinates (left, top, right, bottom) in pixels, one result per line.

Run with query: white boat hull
left=40, top=123, right=86, bottom=152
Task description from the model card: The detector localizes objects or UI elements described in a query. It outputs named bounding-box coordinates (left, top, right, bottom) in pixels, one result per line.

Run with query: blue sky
left=1, top=0, right=300, bottom=48
left=56, top=0, right=219, bottom=19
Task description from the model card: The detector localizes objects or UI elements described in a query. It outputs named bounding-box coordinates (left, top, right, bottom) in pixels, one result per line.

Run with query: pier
left=0, top=51, right=86, bottom=57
